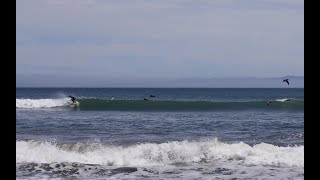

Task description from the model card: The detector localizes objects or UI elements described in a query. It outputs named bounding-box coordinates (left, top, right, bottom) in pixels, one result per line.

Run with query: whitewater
left=16, top=88, right=304, bottom=179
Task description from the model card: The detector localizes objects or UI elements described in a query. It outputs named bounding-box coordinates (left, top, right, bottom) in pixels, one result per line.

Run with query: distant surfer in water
left=144, top=98, right=149, bottom=101
left=266, top=101, right=272, bottom=106
left=68, top=96, right=76, bottom=103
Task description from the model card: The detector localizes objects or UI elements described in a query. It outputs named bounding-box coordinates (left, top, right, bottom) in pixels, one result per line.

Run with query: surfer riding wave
left=68, top=96, right=76, bottom=103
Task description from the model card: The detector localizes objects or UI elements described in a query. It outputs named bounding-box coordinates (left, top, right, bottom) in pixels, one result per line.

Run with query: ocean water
left=16, top=88, right=304, bottom=179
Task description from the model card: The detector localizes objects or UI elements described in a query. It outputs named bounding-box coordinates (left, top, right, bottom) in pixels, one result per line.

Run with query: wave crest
left=16, top=139, right=304, bottom=167
left=16, top=98, right=304, bottom=111
left=16, top=98, right=71, bottom=108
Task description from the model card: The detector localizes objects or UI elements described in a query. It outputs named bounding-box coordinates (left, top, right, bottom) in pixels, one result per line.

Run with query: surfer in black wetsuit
left=68, top=96, right=76, bottom=103
left=266, top=101, right=272, bottom=106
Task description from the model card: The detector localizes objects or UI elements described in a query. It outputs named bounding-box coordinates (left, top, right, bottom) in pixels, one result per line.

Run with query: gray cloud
left=17, top=0, right=304, bottom=84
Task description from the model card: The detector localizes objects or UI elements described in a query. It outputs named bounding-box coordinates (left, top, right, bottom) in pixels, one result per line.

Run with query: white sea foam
left=276, top=98, right=292, bottom=102
left=16, top=139, right=304, bottom=167
left=16, top=98, right=70, bottom=108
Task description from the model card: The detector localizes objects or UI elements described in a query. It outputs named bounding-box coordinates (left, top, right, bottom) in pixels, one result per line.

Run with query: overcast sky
left=17, top=0, right=304, bottom=82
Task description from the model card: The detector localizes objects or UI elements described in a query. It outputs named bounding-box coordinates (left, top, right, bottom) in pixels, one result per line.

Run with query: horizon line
left=16, top=86, right=304, bottom=88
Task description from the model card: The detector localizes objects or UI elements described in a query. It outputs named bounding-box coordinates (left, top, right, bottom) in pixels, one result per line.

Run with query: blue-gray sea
left=16, top=88, right=304, bottom=179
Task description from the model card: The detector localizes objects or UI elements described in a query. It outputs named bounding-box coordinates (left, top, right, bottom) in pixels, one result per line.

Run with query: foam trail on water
left=276, top=98, right=292, bottom=102
left=16, top=98, right=70, bottom=108
left=16, top=139, right=304, bottom=167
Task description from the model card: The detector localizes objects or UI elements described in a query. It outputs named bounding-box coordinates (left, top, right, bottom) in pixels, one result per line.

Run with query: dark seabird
left=149, top=95, right=155, bottom=97
left=282, top=79, right=289, bottom=85
left=144, top=98, right=149, bottom=101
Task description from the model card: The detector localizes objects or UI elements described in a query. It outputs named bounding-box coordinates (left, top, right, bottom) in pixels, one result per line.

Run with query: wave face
left=16, top=139, right=303, bottom=168
left=16, top=98, right=304, bottom=111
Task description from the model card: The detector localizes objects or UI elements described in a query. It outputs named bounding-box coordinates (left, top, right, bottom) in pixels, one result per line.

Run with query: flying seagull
left=282, top=79, right=289, bottom=85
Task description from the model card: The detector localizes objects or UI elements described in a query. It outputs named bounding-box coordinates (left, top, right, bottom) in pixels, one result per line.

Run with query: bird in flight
left=282, top=79, right=289, bottom=85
